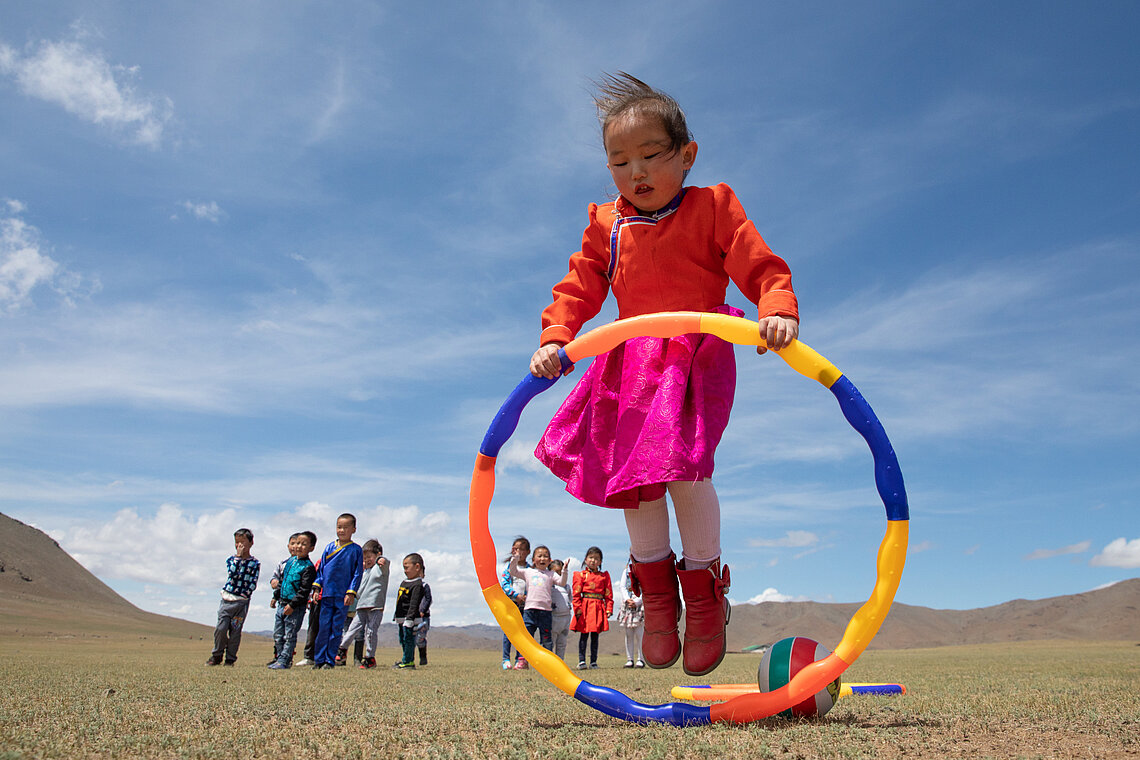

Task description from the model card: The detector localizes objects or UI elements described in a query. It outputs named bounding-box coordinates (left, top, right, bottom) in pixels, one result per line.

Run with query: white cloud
left=1023, top=540, right=1092, bottom=561
left=1090, top=537, right=1140, bottom=569
left=910, top=540, right=935, bottom=554
left=742, top=587, right=807, bottom=604
left=0, top=201, right=93, bottom=311
left=178, top=201, right=225, bottom=223
left=0, top=31, right=172, bottom=148
left=0, top=217, right=56, bottom=310
left=749, top=530, right=819, bottom=549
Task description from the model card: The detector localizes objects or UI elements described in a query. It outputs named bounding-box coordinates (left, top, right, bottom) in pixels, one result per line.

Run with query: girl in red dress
left=570, top=546, right=613, bottom=669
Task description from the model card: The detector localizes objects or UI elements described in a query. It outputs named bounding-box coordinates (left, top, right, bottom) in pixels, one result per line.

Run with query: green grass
left=1, top=636, right=1136, bottom=759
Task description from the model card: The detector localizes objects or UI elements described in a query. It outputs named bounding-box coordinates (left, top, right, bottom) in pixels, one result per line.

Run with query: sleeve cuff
left=757, top=290, right=799, bottom=321
left=539, top=326, right=572, bottom=346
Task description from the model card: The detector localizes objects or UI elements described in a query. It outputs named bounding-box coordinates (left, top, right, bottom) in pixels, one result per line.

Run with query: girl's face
left=512, top=541, right=530, bottom=562
left=585, top=553, right=601, bottom=572
left=533, top=548, right=551, bottom=570
left=604, top=113, right=696, bottom=214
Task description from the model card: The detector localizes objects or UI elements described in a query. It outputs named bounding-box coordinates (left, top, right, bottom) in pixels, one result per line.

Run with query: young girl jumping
left=530, top=73, right=799, bottom=676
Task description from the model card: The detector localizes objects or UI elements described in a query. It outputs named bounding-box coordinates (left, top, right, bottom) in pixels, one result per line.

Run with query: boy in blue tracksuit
left=310, top=513, right=363, bottom=669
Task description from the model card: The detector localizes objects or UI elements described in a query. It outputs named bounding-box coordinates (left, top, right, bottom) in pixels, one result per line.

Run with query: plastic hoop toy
left=468, top=312, right=909, bottom=725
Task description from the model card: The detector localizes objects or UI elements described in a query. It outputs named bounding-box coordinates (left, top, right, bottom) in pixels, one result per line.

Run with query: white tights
left=624, top=479, right=720, bottom=570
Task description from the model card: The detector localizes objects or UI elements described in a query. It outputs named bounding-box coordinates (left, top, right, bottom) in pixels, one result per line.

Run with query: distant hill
left=2, top=512, right=1136, bottom=650
left=0, top=512, right=209, bottom=639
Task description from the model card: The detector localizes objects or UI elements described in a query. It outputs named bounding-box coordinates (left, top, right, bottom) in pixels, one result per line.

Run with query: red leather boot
left=628, top=553, right=681, bottom=669
left=676, top=558, right=731, bottom=676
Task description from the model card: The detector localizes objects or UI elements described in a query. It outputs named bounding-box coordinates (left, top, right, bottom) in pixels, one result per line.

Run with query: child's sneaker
left=393, top=661, right=416, bottom=669
left=360, top=657, right=376, bottom=669
left=502, top=659, right=512, bottom=670
left=513, top=657, right=528, bottom=670
left=589, top=662, right=598, bottom=669
left=295, top=658, right=313, bottom=667
left=205, top=656, right=222, bottom=666
left=624, top=659, right=635, bottom=668
left=268, top=661, right=288, bottom=670
left=577, top=660, right=588, bottom=670
left=635, top=659, right=646, bottom=668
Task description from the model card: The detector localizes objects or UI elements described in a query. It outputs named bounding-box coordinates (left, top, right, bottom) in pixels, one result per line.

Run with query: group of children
left=207, top=513, right=432, bottom=670
left=501, top=536, right=645, bottom=670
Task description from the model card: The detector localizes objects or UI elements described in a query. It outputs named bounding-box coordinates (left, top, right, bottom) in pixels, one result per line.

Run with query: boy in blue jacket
left=310, top=514, right=363, bottom=669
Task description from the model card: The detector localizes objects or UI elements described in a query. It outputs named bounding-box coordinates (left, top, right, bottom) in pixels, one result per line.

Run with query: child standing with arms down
left=616, top=559, right=645, bottom=668
left=509, top=545, right=569, bottom=658
left=310, top=514, right=363, bottom=669
left=531, top=73, right=799, bottom=676
left=207, top=528, right=260, bottom=666
left=269, top=531, right=317, bottom=669
left=338, top=539, right=389, bottom=669
left=393, top=553, right=426, bottom=670
left=571, top=547, right=613, bottom=669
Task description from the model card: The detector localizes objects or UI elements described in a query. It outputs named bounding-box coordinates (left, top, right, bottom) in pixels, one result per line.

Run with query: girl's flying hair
left=593, top=72, right=692, bottom=155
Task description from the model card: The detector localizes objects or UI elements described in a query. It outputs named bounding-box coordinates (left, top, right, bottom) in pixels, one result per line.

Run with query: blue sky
left=2, top=2, right=1137, bottom=634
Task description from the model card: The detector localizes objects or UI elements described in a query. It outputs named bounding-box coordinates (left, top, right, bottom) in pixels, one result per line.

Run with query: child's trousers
left=340, top=607, right=384, bottom=657
left=624, top=625, right=645, bottom=663
left=552, top=611, right=572, bottom=660
left=272, top=604, right=306, bottom=666
left=398, top=622, right=417, bottom=665
left=578, top=631, right=599, bottom=664
left=212, top=598, right=250, bottom=663
left=523, top=608, right=553, bottom=650
left=315, top=597, right=347, bottom=666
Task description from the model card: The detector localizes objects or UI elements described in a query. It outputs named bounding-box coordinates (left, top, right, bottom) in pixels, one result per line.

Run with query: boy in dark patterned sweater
left=206, top=528, right=260, bottom=666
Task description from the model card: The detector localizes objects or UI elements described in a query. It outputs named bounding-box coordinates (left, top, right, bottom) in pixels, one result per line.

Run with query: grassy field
left=0, top=633, right=1136, bottom=759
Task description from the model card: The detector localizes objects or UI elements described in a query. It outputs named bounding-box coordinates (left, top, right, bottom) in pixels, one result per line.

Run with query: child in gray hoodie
left=339, top=539, right=390, bottom=668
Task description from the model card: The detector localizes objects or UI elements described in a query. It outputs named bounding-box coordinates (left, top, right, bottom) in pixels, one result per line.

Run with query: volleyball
left=758, top=636, right=842, bottom=718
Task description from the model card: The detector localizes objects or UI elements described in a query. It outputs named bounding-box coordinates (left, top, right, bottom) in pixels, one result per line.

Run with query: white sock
left=667, top=479, right=721, bottom=568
